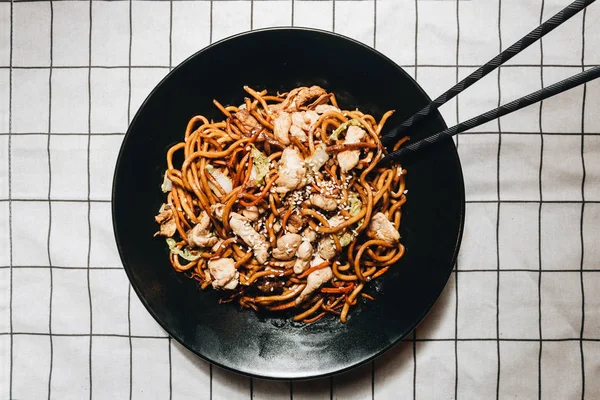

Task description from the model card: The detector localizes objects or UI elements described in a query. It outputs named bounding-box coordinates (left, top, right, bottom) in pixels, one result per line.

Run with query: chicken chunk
left=289, top=125, right=308, bottom=142
left=208, top=258, right=239, bottom=290
left=295, top=264, right=333, bottom=305
left=310, top=194, right=338, bottom=211
left=187, top=211, right=219, bottom=248
left=328, top=214, right=346, bottom=228
left=242, top=205, right=259, bottom=221
left=366, top=212, right=400, bottom=244
left=272, top=233, right=303, bottom=260
left=229, top=212, right=270, bottom=264
left=302, top=227, right=318, bottom=243
left=315, top=104, right=341, bottom=114
left=155, top=205, right=177, bottom=237
left=291, top=111, right=319, bottom=132
left=293, top=241, right=314, bottom=274
left=273, top=111, right=292, bottom=145
left=274, top=147, right=308, bottom=194
left=317, top=235, right=336, bottom=260
left=337, top=125, right=366, bottom=172
left=211, top=203, right=225, bottom=221
left=305, top=144, right=329, bottom=173
left=233, top=109, right=261, bottom=134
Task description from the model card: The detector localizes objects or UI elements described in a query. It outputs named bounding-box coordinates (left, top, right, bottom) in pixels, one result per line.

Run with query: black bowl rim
left=112, top=26, right=466, bottom=380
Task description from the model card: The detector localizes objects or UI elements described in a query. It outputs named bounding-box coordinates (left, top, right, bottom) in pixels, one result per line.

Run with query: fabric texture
left=1, top=0, right=599, bottom=398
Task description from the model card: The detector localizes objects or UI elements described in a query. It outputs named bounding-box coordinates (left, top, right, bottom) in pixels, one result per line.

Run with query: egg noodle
left=155, top=86, right=408, bottom=323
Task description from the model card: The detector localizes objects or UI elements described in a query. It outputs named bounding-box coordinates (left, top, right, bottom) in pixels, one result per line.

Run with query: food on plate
left=155, top=85, right=408, bottom=323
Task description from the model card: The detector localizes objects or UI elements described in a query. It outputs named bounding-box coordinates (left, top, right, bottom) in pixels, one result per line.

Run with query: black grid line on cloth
left=579, top=7, right=587, bottom=400
left=46, top=2, right=54, bottom=399
left=8, top=0, right=14, bottom=397
left=127, top=0, right=134, bottom=398
left=86, top=1, right=94, bottom=398
left=332, top=0, right=335, bottom=32
left=537, top=1, right=545, bottom=398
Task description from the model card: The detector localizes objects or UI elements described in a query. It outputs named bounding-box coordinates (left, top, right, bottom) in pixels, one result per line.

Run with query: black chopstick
left=380, top=0, right=596, bottom=146
left=380, top=66, right=600, bottom=164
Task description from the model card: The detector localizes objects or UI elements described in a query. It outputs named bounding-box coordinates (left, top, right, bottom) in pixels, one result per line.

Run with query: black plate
left=112, top=28, right=465, bottom=380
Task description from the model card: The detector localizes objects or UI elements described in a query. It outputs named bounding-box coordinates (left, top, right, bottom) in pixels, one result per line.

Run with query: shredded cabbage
left=329, top=119, right=363, bottom=141
left=348, top=193, right=362, bottom=217
left=250, top=145, right=270, bottom=185
left=166, top=238, right=202, bottom=261
left=161, top=171, right=172, bottom=193
left=205, top=164, right=233, bottom=194
left=338, top=232, right=353, bottom=247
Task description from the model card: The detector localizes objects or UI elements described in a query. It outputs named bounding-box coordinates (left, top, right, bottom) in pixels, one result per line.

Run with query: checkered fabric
left=1, top=0, right=600, bottom=398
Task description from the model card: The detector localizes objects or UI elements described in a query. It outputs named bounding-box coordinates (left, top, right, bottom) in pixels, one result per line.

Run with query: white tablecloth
left=1, top=0, right=600, bottom=398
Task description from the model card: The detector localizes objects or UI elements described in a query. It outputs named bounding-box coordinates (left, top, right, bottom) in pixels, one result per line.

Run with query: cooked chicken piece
left=272, top=233, right=303, bottom=260
left=273, top=111, right=292, bottom=145
left=337, top=125, right=366, bottom=172
left=295, top=264, right=333, bottom=304
left=267, top=103, right=284, bottom=113
left=310, top=194, right=338, bottom=211
left=286, top=212, right=305, bottom=234
left=242, top=205, right=260, bottom=221
left=291, top=111, right=319, bottom=132
left=273, top=221, right=282, bottom=233
left=290, top=125, right=308, bottom=142
left=302, top=227, right=318, bottom=243
left=229, top=212, right=270, bottom=264
left=208, top=258, right=239, bottom=290
left=315, top=104, right=340, bottom=114
left=296, top=86, right=328, bottom=109
left=187, top=211, right=219, bottom=248
left=366, top=212, right=400, bottom=244
left=155, top=205, right=177, bottom=237
left=233, top=109, right=261, bottom=134
left=328, top=214, right=346, bottom=228
left=211, top=203, right=225, bottom=221
left=317, top=235, right=336, bottom=260
left=305, top=144, right=329, bottom=173
left=274, top=147, right=308, bottom=194
left=293, top=241, right=314, bottom=274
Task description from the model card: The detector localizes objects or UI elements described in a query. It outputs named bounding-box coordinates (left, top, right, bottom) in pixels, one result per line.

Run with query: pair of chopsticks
left=380, top=0, right=599, bottom=164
